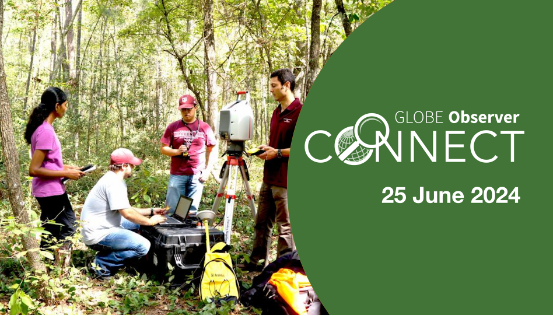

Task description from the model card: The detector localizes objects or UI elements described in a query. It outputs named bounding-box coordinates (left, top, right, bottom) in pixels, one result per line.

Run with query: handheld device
left=61, top=164, right=96, bottom=184
left=246, top=147, right=265, bottom=156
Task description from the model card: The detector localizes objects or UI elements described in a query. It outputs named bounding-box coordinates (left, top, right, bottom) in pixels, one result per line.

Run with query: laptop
left=158, top=195, right=193, bottom=227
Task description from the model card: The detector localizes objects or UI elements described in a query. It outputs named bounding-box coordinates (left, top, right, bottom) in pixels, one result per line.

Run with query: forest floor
left=0, top=225, right=274, bottom=315
left=0, top=158, right=275, bottom=315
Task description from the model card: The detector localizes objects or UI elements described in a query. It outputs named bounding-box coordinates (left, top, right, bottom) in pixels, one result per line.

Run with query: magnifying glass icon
left=336, top=113, right=389, bottom=162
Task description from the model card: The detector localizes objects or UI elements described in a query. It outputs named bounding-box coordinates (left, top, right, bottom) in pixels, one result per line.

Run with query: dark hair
left=270, top=68, right=296, bottom=92
left=109, top=164, right=125, bottom=172
left=24, top=87, right=67, bottom=145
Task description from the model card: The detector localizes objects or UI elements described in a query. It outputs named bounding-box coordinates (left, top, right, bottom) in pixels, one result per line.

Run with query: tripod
left=211, top=141, right=257, bottom=244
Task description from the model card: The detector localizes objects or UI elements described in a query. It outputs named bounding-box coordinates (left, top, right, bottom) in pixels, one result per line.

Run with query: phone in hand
left=246, top=147, right=265, bottom=156
left=62, top=164, right=96, bottom=184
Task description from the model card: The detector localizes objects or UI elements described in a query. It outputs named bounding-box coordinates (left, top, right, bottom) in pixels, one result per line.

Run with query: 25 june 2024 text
left=382, top=187, right=520, bottom=204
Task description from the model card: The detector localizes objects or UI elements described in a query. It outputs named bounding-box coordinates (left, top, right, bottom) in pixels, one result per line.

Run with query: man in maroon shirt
left=160, top=94, right=217, bottom=213
left=242, top=69, right=303, bottom=271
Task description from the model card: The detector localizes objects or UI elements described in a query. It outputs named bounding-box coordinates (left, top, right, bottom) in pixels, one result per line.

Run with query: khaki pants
left=250, top=182, right=295, bottom=266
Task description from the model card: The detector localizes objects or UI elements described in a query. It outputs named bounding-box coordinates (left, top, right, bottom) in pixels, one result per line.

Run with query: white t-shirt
left=80, top=171, right=132, bottom=245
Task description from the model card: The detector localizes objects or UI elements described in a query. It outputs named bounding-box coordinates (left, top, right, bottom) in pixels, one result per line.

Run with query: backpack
left=262, top=283, right=325, bottom=315
left=240, top=251, right=328, bottom=315
left=199, top=242, right=240, bottom=302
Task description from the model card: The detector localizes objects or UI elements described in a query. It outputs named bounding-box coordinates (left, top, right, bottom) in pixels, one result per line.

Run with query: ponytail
left=24, top=87, right=67, bottom=145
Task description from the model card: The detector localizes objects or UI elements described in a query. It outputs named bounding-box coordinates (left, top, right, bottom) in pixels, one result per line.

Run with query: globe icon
left=336, top=126, right=372, bottom=164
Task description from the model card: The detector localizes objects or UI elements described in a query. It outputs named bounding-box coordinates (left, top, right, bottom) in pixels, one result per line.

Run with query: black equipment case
left=139, top=225, right=225, bottom=287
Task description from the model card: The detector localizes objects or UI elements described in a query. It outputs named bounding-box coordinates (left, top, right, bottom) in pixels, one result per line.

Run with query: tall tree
left=334, top=0, right=352, bottom=37
left=49, top=10, right=57, bottom=80
left=0, top=0, right=48, bottom=297
left=203, top=0, right=220, bottom=134
left=73, top=3, right=82, bottom=160
left=50, top=0, right=82, bottom=80
left=306, top=0, right=322, bottom=95
left=65, top=0, right=75, bottom=81
left=23, top=0, right=42, bottom=114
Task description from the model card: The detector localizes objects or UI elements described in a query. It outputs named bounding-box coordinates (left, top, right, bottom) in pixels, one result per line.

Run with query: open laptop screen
left=174, top=195, right=192, bottom=220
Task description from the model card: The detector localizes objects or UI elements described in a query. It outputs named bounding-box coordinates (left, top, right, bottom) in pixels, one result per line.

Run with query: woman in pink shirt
left=24, top=87, right=84, bottom=253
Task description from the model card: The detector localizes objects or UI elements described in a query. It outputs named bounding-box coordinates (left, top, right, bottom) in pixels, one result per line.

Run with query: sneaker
left=88, top=261, right=112, bottom=281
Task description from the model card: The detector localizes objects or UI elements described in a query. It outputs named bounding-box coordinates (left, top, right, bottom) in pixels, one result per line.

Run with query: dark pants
left=250, top=182, right=295, bottom=266
left=35, top=192, right=77, bottom=249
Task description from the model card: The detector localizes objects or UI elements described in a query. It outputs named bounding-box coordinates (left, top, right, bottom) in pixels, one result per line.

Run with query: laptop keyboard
left=163, top=217, right=182, bottom=224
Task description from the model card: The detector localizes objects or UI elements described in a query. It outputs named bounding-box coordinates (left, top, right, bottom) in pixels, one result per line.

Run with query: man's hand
left=177, top=145, right=188, bottom=155
left=199, top=170, right=210, bottom=183
left=258, top=145, right=277, bottom=160
left=149, top=214, right=167, bottom=225
left=154, top=207, right=169, bottom=215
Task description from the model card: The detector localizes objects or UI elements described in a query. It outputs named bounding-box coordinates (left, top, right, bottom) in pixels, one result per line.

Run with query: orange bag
left=268, top=268, right=312, bottom=315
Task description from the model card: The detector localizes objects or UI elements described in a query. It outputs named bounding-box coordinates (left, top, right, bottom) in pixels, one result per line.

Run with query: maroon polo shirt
left=264, top=98, right=303, bottom=188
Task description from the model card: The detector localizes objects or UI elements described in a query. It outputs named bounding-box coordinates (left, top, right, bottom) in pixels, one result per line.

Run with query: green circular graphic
left=289, top=0, right=553, bottom=314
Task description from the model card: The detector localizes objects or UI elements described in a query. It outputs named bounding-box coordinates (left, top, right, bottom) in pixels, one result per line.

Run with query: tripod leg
left=211, top=163, right=230, bottom=213
left=223, top=165, right=239, bottom=244
left=239, top=163, right=257, bottom=219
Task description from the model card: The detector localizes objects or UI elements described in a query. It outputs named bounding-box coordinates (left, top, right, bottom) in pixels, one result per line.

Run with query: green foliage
left=128, top=165, right=168, bottom=207
left=108, top=274, right=159, bottom=314
left=0, top=0, right=392, bottom=313
left=350, top=0, right=393, bottom=22
left=8, top=287, right=35, bottom=315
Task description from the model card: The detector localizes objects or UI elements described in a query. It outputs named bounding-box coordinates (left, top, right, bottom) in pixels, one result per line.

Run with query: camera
left=219, top=91, right=254, bottom=142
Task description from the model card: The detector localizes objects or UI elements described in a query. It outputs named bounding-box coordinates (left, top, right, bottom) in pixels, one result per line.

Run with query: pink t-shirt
left=160, top=119, right=217, bottom=175
left=31, top=121, right=65, bottom=197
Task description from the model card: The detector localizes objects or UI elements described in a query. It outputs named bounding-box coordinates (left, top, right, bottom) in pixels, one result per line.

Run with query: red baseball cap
left=178, top=94, right=197, bottom=109
left=110, top=148, right=143, bottom=166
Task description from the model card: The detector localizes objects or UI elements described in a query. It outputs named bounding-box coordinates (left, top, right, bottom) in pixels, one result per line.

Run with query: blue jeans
left=166, top=174, right=204, bottom=213
left=92, top=218, right=150, bottom=277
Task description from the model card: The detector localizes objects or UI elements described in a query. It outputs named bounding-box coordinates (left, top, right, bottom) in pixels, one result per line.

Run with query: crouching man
left=80, top=148, right=167, bottom=279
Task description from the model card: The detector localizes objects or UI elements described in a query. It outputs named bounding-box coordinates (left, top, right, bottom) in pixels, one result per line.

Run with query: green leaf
left=39, top=251, right=54, bottom=260
left=9, top=291, right=20, bottom=315
left=20, top=295, right=33, bottom=309
left=8, top=284, right=19, bottom=290
left=143, top=194, right=151, bottom=203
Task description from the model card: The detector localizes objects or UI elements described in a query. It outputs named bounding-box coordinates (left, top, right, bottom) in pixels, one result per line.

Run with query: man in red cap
left=160, top=94, right=217, bottom=214
left=81, top=148, right=168, bottom=280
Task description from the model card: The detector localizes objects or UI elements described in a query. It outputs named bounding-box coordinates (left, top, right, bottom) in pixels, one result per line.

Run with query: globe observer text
left=395, top=110, right=520, bottom=124
left=304, top=111, right=524, bottom=164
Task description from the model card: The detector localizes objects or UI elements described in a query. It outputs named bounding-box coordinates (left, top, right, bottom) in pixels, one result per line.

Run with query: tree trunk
left=23, top=2, right=41, bottom=115
left=0, top=0, right=48, bottom=299
left=306, top=0, right=322, bottom=96
left=49, top=11, right=57, bottom=81
left=50, top=0, right=82, bottom=82
left=73, top=3, right=82, bottom=160
left=155, top=51, right=162, bottom=134
left=95, top=17, right=107, bottom=156
left=334, top=0, right=352, bottom=37
left=203, top=0, right=220, bottom=156
left=57, top=6, right=69, bottom=81
left=159, top=0, right=205, bottom=115
left=65, top=0, right=75, bottom=81
left=261, top=74, right=268, bottom=143
left=86, top=74, right=96, bottom=155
